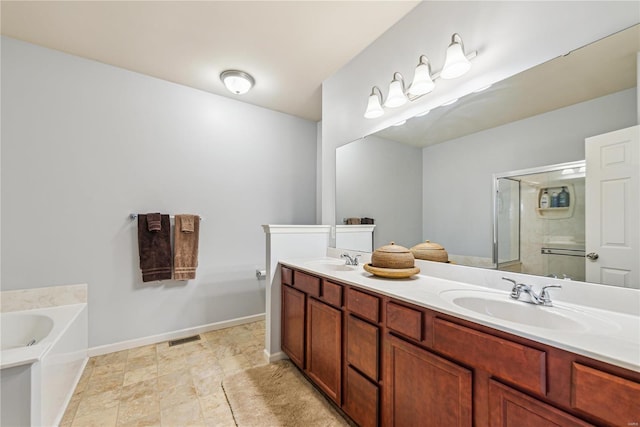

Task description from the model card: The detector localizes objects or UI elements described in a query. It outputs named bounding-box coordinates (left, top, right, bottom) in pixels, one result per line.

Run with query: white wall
left=1, top=37, right=318, bottom=347
left=423, top=88, right=637, bottom=258
left=336, top=135, right=422, bottom=248
left=322, top=1, right=640, bottom=225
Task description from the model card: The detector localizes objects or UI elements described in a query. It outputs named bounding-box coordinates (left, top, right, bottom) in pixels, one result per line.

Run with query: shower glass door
left=495, top=177, right=520, bottom=267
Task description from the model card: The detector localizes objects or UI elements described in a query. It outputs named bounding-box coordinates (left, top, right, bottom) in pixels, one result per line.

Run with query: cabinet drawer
left=386, top=302, right=422, bottom=342
left=344, top=366, right=378, bottom=427
left=346, top=288, right=380, bottom=323
left=322, top=280, right=343, bottom=308
left=571, top=363, right=640, bottom=426
left=281, top=266, right=293, bottom=286
left=347, top=314, right=379, bottom=381
left=433, top=318, right=546, bottom=395
left=293, top=270, right=320, bottom=297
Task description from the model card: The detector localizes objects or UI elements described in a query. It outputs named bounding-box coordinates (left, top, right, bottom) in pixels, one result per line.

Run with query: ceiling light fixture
left=364, top=33, right=477, bottom=119
left=220, top=70, right=255, bottom=95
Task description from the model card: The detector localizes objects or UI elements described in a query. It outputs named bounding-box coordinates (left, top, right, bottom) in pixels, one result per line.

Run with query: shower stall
left=494, top=161, right=586, bottom=281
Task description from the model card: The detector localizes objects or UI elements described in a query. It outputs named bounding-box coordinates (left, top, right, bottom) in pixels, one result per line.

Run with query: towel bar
left=129, top=213, right=203, bottom=221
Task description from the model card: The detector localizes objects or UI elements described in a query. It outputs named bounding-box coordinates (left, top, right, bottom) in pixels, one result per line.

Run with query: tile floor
left=60, top=321, right=268, bottom=427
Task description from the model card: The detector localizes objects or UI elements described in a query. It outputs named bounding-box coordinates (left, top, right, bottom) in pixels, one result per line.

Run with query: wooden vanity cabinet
left=281, top=268, right=305, bottom=368
left=344, top=288, right=382, bottom=427
left=280, top=266, right=640, bottom=427
left=383, top=333, right=472, bottom=426
left=307, top=296, right=342, bottom=403
left=280, top=268, right=343, bottom=405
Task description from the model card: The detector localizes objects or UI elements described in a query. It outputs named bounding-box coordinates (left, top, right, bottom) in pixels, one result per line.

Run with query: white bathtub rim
left=0, top=303, right=87, bottom=369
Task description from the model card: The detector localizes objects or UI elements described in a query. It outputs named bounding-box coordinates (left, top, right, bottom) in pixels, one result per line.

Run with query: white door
left=585, top=125, right=639, bottom=288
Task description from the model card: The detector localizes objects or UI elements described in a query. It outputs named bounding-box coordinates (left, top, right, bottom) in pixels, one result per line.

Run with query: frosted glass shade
left=364, top=92, right=384, bottom=118
left=384, top=79, right=407, bottom=108
left=408, top=62, right=435, bottom=97
left=220, top=70, right=255, bottom=94
left=441, top=41, right=471, bottom=79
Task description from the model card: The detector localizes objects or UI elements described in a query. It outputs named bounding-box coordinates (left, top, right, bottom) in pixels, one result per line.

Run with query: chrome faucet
left=502, top=277, right=562, bottom=307
left=341, top=253, right=361, bottom=266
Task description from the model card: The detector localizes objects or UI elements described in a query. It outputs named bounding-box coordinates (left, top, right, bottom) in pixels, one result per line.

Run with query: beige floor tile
left=190, top=363, right=224, bottom=382
left=159, top=382, right=198, bottom=409
left=126, top=354, right=158, bottom=372
left=59, top=391, right=83, bottom=426
left=85, top=372, right=124, bottom=396
left=123, top=365, right=157, bottom=386
left=118, top=395, right=160, bottom=425
left=161, top=400, right=205, bottom=427
left=120, top=378, right=158, bottom=402
left=193, top=374, right=222, bottom=397
left=94, top=350, right=128, bottom=367
left=93, top=362, right=126, bottom=378
left=128, top=344, right=157, bottom=360
left=217, top=354, right=251, bottom=375
left=117, top=412, right=161, bottom=427
left=198, top=391, right=228, bottom=417
left=181, top=341, right=210, bottom=355
left=72, top=405, right=119, bottom=427
left=157, top=369, right=193, bottom=392
left=157, top=357, right=189, bottom=377
left=75, top=389, right=120, bottom=418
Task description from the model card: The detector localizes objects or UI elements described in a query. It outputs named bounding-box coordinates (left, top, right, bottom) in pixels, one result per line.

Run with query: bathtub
left=1, top=303, right=88, bottom=426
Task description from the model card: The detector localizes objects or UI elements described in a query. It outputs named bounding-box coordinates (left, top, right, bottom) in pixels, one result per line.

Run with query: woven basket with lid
left=410, top=240, right=449, bottom=263
left=371, top=242, right=415, bottom=269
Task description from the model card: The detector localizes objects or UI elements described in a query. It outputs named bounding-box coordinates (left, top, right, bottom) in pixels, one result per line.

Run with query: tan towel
left=138, top=214, right=172, bottom=282
left=146, top=213, right=162, bottom=232
left=174, top=215, right=200, bottom=280
left=181, top=216, right=195, bottom=232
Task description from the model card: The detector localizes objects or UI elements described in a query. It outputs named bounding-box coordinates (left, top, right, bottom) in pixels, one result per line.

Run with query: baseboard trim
left=88, top=313, right=265, bottom=357
left=266, top=350, right=288, bottom=363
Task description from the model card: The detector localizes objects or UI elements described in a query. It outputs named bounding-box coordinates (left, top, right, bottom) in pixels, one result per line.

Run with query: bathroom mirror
left=335, top=25, right=639, bottom=286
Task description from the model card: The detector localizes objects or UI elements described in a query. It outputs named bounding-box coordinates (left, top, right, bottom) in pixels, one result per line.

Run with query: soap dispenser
left=540, top=190, right=550, bottom=208
left=551, top=191, right=559, bottom=208
left=558, top=186, right=570, bottom=207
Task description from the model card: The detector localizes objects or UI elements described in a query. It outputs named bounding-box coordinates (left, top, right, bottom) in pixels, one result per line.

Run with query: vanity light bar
left=364, top=33, right=477, bottom=119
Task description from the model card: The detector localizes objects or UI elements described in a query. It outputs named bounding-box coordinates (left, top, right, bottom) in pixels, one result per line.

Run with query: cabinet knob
left=586, top=252, right=599, bottom=261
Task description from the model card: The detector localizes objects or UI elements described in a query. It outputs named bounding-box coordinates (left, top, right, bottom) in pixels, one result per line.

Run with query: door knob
left=586, top=252, right=599, bottom=261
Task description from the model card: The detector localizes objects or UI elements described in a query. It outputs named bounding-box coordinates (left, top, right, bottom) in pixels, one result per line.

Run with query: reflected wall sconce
left=364, top=33, right=477, bottom=119
left=220, top=70, right=255, bottom=95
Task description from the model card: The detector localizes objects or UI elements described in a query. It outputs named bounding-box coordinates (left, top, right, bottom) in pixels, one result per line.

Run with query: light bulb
left=384, top=73, right=407, bottom=108
left=408, top=56, right=435, bottom=97
left=364, top=89, right=384, bottom=119
left=441, top=34, right=471, bottom=79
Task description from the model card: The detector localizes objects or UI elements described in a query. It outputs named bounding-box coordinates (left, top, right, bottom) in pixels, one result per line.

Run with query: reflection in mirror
left=335, top=25, right=639, bottom=286
left=494, top=161, right=586, bottom=281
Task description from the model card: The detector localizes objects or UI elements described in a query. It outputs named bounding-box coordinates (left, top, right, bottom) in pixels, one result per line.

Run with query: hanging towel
left=181, top=215, right=195, bottom=233
left=138, top=214, right=172, bottom=282
left=174, top=214, right=200, bottom=280
left=147, top=213, right=162, bottom=232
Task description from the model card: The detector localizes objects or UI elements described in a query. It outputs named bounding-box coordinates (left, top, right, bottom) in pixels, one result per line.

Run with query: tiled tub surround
left=1, top=284, right=88, bottom=426
left=281, top=254, right=639, bottom=372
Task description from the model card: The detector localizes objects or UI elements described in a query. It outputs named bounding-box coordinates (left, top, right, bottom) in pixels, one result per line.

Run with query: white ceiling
left=0, top=1, right=420, bottom=122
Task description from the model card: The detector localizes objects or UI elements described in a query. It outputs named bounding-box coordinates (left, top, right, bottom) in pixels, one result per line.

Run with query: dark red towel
left=138, top=214, right=172, bottom=282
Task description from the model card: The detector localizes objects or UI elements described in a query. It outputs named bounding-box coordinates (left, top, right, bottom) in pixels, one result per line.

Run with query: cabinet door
left=307, top=298, right=342, bottom=404
left=281, top=285, right=305, bottom=368
left=383, top=334, right=472, bottom=427
left=489, top=380, right=592, bottom=427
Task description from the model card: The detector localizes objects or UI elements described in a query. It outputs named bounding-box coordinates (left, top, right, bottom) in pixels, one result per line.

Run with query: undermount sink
left=304, top=259, right=356, bottom=272
left=439, top=289, right=602, bottom=332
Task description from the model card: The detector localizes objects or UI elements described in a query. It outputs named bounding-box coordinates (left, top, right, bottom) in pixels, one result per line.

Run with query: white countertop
left=280, top=257, right=640, bottom=373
